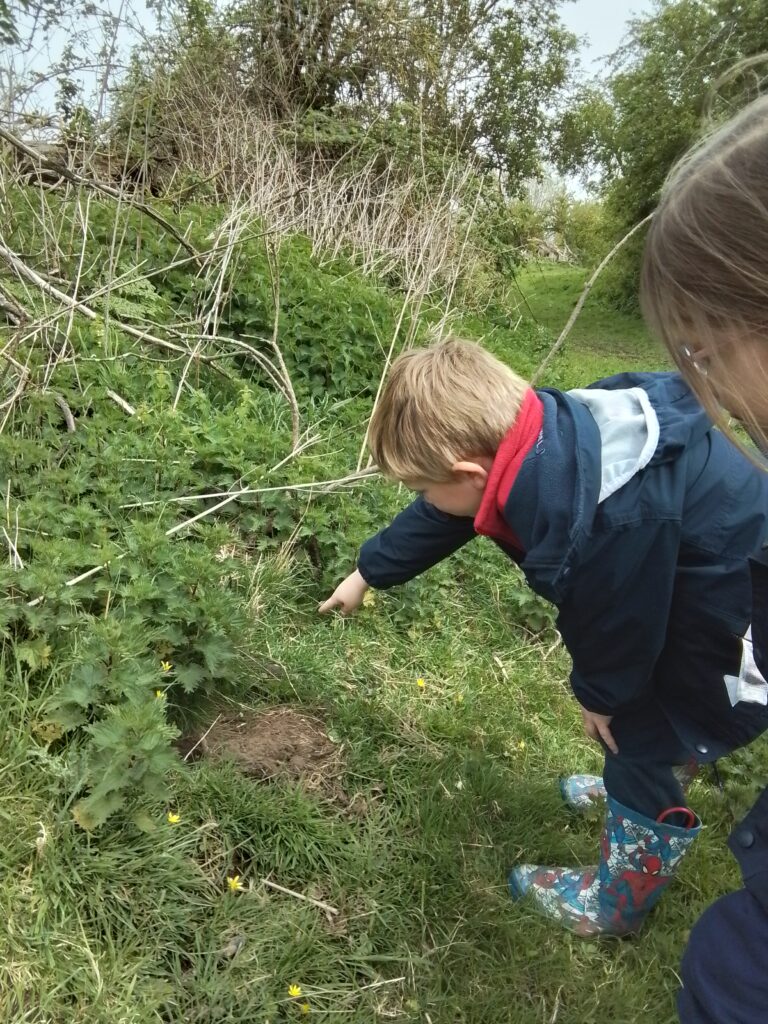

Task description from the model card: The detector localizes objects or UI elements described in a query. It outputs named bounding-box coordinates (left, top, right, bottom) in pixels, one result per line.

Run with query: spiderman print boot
left=508, top=796, right=701, bottom=937
left=560, top=761, right=699, bottom=812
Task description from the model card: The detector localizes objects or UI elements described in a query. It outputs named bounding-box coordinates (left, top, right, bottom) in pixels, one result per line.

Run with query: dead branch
left=0, top=126, right=201, bottom=266
left=0, top=280, right=29, bottom=324
left=106, top=390, right=136, bottom=416
left=53, top=393, right=76, bottom=432
left=26, top=468, right=378, bottom=607
left=0, top=242, right=191, bottom=357
left=265, top=241, right=300, bottom=450
left=531, top=214, right=654, bottom=386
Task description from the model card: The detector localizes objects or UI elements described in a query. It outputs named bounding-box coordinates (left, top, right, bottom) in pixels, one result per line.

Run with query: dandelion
left=299, top=1003, right=311, bottom=1015
left=166, top=811, right=180, bottom=825
left=417, top=677, right=426, bottom=689
left=155, top=689, right=165, bottom=699
left=288, top=984, right=302, bottom=998
left=362, top=590, right=376, bottom=608
left=160, top=660, right=172, bottom=672
left=227, top=875, right=244, bottom=892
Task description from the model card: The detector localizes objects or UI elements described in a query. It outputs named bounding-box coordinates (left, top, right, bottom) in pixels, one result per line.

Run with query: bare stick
left=182, top=714, right=222, bottom=762
left=120, top=468, right=379, bottom=510
left=106, top=390, right=136, bottom=416
left=3, top=526, right=23, bottom=568
left=356, top=285, right=416, bottom=471
left=172, top=341, right=202, bottom=411
left=0, top=243, right=192, bottom=358
left=53, top=394, right=76, bottom=433
left=0, top=280, right=28, bottom=323
left=27, top=470, right=377, bottom=605
left=530, top=214, right=654, bottom=386
left=265, top=242, right=300, bottom=450
left=261, top=878, right=339, bottom=916
left=0, top=126, right=201, bottom=265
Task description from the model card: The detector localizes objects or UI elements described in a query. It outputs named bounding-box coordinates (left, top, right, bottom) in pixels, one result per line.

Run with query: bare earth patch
left=181, top=707, right=342, bottom=791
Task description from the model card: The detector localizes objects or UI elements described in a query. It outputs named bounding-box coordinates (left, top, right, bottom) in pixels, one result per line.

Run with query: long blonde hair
left=640, top=91, right=768, bottom=451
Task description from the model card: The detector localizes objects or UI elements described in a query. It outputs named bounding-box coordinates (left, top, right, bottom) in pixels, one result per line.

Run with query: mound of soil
left=181, top=707, right=340, bottom=786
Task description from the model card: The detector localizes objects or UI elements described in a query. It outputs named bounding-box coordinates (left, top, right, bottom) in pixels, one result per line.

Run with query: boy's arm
left=357, top=496, right=476, bottom=589
left=555, top=520, right=681, bottom=716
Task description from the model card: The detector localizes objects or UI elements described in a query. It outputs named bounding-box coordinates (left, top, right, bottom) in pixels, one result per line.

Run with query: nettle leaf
left=174, top=663, right=207, bottom=694
left=58, top=662, right=108, bottom=707
left=48, top=705, right=89, bottom=732
left=72, top=791, right=125, bottom=831
left=16, top=637, right=52, bottom=672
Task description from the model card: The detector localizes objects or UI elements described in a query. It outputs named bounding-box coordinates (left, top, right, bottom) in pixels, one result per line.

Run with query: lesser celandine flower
left=227, top=875, right=244, bottom=892
left=288, top=984, right=302, bottom=998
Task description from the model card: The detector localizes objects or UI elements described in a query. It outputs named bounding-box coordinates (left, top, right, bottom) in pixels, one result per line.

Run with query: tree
left=145, top=0, right=577, bottom=193
left=559, top=0, right=768, bottom=306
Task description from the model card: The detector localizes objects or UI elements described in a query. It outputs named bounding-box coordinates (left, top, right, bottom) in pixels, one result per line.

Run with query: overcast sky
left=560, top=0, right=655, bottom=72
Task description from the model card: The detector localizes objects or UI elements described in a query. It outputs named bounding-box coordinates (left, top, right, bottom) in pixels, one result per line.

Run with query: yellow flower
left=227, top=875, right=244, bottom=892
left=455, top=693, right=464, bottom=703
left=288, top=984, right=302, bottom=998
left=417, top=677, right=426, bottom=689
left=362, top=590, right=376, bottom=608
left=166, top=811, right=180, bottom=825
left=160, top=660, right=172, bottom=672
left=299, top=1003, right=311, bottom=1015
left=155, top=689, right=165, bottom=699
left=517, top=740, right=526, bottom=750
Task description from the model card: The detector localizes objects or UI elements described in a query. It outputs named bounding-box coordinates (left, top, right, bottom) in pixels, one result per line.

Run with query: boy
left=320, top=338, right=768, bottom=937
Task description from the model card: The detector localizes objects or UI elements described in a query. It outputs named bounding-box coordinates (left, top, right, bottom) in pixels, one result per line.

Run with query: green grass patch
left=1, top=205, right=764, bottom=1024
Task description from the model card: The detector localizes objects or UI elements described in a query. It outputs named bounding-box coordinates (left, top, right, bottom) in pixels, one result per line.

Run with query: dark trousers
left=602, top=702, right=694, bottom=819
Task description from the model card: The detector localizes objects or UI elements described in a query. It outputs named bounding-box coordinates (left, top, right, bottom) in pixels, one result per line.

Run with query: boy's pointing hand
left=318, top=569, right=370, bottom=615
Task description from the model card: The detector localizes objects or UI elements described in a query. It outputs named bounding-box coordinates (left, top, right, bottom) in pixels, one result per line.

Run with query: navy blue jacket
left=359, top=373, right=768, bottom=760
left=678, top=548, right=768, bottom=1024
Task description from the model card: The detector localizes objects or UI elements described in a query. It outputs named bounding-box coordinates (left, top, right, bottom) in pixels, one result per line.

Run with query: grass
left=2, top=264, right=765, bottom=1024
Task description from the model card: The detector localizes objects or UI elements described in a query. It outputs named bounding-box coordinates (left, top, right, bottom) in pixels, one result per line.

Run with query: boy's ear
left=452, top=460, right=489, bottom=490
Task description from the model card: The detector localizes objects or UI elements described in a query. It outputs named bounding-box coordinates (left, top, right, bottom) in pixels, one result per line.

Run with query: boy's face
left=407, top=459, right=492, bottom=518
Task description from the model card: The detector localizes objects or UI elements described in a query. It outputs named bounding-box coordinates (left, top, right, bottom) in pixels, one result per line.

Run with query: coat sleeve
left=555, top=520, right=681, bottom=715
left=357, top=496, right=476, bottom=589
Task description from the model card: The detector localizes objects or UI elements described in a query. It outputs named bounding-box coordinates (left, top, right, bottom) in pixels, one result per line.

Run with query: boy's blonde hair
left=368, top=337, right=529, bottom=482
left=640, top=91, right=768, bottom=450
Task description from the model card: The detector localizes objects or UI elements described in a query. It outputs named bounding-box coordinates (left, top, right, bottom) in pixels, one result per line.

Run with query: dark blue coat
left=359, top=372, right=768, bottom=761
left=678, top=551, right=768, bottom=1024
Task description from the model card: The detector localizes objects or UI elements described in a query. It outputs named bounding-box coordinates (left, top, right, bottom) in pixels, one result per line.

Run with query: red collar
left=473, top=389, right=543, bottom=552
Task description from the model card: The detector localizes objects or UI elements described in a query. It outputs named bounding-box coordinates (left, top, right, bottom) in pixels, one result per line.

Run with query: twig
left=530, top=214, right=654, bottom=385
left=0, top=280, right=28, bottom=323
left=3, top=526, right=23, bottom=568
left=106, top=390, right=135, bottom=416
left=0, top=243, right=192, bottom=358
left=0, top=126, right=201, bottom=265
left=119, top=468, right=379, bottom=510
left=53, top=393, right=76, bottom=433
left=27, top=469, right=377, bottom=605
left=182, top=714, right=221, bottom=762
left=354, top=977, right=406, bottom=993
left=356, top=283, right=416, bottom=471
left=265, top=241, right=300, bottom=450
left=261, top=878, right=339, bottom=916
left=172, top=341, right=202, bottom=411
left=550, top=985, right=564, bottom=1024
